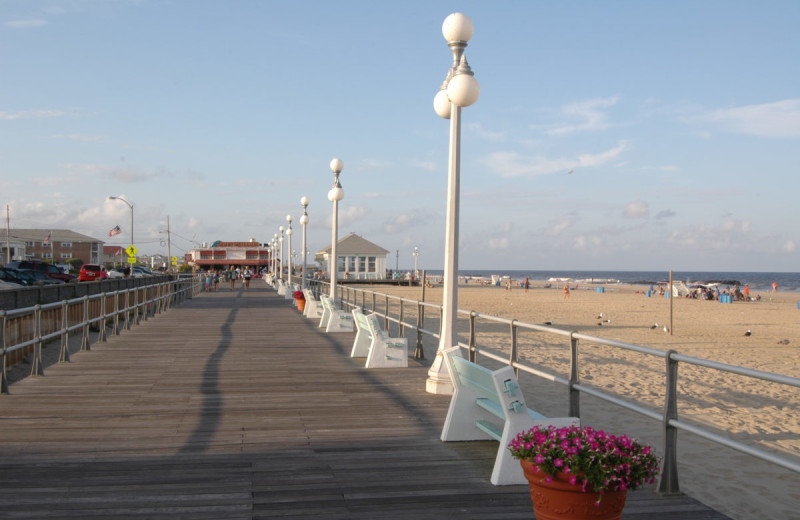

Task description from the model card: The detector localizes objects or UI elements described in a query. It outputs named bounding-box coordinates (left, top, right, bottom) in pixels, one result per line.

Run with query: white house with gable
left=315, top=233, right=389, bottom=280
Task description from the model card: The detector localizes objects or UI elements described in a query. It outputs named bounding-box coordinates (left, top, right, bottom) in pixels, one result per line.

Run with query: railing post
left=414, top=301, right=425, bottom=360
left=81, top=295, right=91, bottom=351
left=657, top=350, right=681, bottom=495
left=568, top=332, right=580, bottom=418
left=371, top=292, right=376, bottom=313
left=125, top=289, right=133, bottom=330
left=1, top=311, right=9, bottom=394
left=98, top=293, right=107, bottom=342
left=59, top=300, right=70, bottom=363
left=396, top=298, right=406, bottom=338
left=468, top=311, right=477, bottom=363
left=509, top=319, right=518, bottom=378
left=112, top=291, right=120, bottom=336
left=384, top=295, right=389, bottom=329
left=31, top=305, right=44, bottom=376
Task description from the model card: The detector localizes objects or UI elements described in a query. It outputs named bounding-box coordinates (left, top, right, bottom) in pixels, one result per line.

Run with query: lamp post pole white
left=272, top=234, right=278, bottom=279
left=279, top=226, right=285, bottom=281
left=108, top=196, right=134, bottom=250
left=413, top=246, right=420, bottom=279
left=286, top=215, right=293, bottom=287
left=300, top=196, right=309, bottom=290
left=328, top=158, right=344, bottom=301
left=427, top=12, right=480, bottom=395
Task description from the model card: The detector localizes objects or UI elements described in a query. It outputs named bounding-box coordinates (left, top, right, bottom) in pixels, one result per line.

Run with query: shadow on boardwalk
left=0, top=285, right=729, bottom=519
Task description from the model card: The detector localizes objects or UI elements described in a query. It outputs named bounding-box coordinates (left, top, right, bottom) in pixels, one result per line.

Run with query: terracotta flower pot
left=295, top=298, right=305, bottom=311
left=520, top=460, right=627, bottom=520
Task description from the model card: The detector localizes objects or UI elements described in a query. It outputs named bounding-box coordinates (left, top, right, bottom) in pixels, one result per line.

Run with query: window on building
left=25, top=241, right=35, bottom=247
left=368, top=256, right=376, bottom=272
left=60, top=242, right=72, bottom=248
left=348, top=257, right=357, bottom=273
left=60, top=253, right=73, bottom=259
left=42, top=252, right=52, bottom=259
left=337, top=256, right=346, bottom=273
left=359, top=257, right=367, bottom=273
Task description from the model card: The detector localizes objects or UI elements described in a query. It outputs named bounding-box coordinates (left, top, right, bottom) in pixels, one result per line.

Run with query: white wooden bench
left=319, top=295, right=353, bottom=333
left=364, top=313, right=407, bottom=368
left=276, top=279, right=287, bottom=295
left=351, top=308, right=373, bottom=357
left=441, top=346, right=579, bottom=485
left=303, top=289, right=323, bottom=319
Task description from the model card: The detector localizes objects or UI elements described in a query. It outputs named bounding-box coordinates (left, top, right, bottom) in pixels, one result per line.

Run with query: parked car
left=78, top=264, right=107, bottom=282
left=5, top=260, right=77, bottom=282
left=0, top=266, right=28, bottom=286
left=132, top=265, right=154, bottom=277
left=106, top=268, right=125, bottom=279
left=0, top=279, right=23, bottom=290
left=6, top=268, right=63, bottom=286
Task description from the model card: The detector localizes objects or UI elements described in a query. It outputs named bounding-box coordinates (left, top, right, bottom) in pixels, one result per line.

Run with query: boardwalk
left=0, top=285, right=730, bottom=519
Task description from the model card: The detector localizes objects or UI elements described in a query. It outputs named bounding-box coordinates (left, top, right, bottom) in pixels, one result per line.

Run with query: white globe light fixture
left=427, top=12, right=479, bottom=395
left=328, top=158, right=344, bottom=301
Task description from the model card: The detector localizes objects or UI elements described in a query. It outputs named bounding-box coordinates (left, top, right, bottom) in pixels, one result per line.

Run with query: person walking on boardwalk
left=243, top=267, right=252, bottom=290
left=228, top=267, right=236, bottom=290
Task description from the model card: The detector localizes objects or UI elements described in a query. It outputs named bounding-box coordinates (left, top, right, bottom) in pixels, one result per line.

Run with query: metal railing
left=318, top=280, right=800, bottom=495
left=0, top=277, right=203, bottom=394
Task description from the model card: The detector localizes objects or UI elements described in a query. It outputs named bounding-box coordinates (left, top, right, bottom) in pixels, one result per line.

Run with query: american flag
left=108, top=225, right=122, bottom=237
left=42, top=231, right=52, bottom=246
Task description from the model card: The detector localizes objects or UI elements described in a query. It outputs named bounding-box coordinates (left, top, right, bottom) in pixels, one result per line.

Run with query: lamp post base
left=425, top=350, right=454, bottom=395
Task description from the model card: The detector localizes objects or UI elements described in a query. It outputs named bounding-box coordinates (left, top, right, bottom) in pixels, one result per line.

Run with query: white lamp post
left=300, top=196, right=309, bottom=289
left=108, top=196, right=134, bottom=250
left=273, top=234, right=279, bottom=279
left=413, top=246, right=420, bottom=279
left=279, top=226, right=285, bottom=281
left=328, top=158, right=344, bottom=301
left=427, top=12, right=480, bottom=395
left=286, top=215, right=294, bottom=286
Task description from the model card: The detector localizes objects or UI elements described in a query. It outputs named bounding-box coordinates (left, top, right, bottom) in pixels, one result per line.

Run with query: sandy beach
left=369, top=280, right=799, bottom=520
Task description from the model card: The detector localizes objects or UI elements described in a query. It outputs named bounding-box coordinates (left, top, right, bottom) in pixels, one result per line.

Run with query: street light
left=328, top=158, right=344, bottom=301
left=279, top=226, right=285, bottom=281
left=286, top=214, right=294, bottom=287
left=427, top=12, right=480, bottom=395
left=300, top=196, right=309, bottom=289
left=108, top=196, right=134, bottom=250
left=413, top=246, right=420, bottom=279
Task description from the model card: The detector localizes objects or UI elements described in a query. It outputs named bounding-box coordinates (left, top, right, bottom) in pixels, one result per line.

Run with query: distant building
left=187, top=239, right=271, bottom=271
left=315, top=233, right=389, bottom=280
left=4, top=229, right=103, bottom=265
left=103, top=245, right=126, bottom=266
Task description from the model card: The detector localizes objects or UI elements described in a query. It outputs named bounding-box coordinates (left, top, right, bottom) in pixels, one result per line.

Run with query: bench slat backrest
left=353, top=309, right=371, bottom=332
left=449, top=355, right=499, bottom=402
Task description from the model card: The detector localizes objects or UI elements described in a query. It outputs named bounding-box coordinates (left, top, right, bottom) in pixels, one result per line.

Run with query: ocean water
left=421, top=270, right=800, bottom=293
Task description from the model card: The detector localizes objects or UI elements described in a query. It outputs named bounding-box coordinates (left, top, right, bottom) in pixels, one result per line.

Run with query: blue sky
left=1, top=0, right=798, bottom=272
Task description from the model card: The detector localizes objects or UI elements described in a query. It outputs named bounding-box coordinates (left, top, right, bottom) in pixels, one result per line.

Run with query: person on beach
left=505, top=279, right=511, bottom=291
left=563, top=283, right=570, bottom=300
left=772, top=281, right=778, bottom=293
left=524, top=277, right=530, bottom=292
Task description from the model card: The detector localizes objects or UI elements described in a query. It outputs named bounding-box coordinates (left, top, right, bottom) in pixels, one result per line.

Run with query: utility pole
left=167, top=216, right=172, bottom=272
left=5, top=205, right=10, bottom=264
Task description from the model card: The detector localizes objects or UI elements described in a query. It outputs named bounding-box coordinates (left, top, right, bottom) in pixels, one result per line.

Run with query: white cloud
left=465, top=122, right=507, bottom=141
left=547, top=96, right=619, bottom=135
left=545, top=213, right=577, bottom=236
left=52, top=134, right=104, bottom=143
left=697, top=99, right=800, bottom=138
left=623, top=200, right=649, bottom=219
left=485, top=141, right=630, bottom=178
left=488, top=237, right=510, bottom=249
left=0, top=109, right=67, bottom=120
left=4, top=19, right=48, bottom=28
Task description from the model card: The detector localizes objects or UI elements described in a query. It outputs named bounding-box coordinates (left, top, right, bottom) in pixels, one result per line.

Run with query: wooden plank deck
left=0, top=285, right=731, bottom=519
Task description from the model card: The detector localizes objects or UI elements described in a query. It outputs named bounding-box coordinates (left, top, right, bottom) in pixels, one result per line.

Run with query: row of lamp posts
left=267, top=12, right=476, bottom=396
